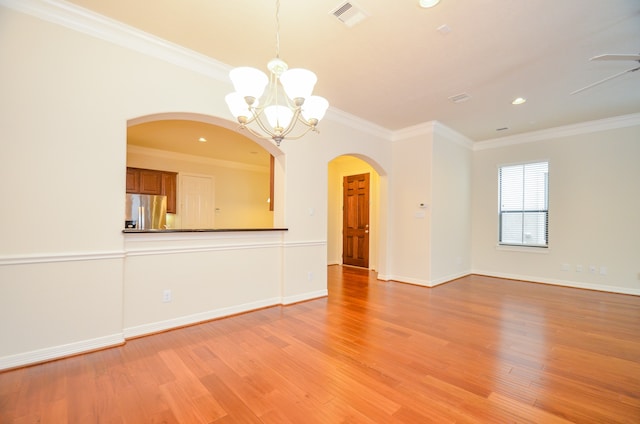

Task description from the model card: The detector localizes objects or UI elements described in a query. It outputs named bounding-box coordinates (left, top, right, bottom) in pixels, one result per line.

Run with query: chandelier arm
left=276, top=125, right=315, bottom=141
left=252, top=115, right=278, bottom=137
left=278, top=108, right=304, bottom=138
left=241, top=123, right=276, bottom=141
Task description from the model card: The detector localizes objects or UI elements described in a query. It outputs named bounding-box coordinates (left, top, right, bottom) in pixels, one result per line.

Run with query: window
left=499, top=161, right=549, bottom=247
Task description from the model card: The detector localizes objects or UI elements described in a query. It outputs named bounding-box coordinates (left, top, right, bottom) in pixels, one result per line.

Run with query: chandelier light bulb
left=419, top=0, right=441, bottom=8
left=225, top=92, right=256, bottom=120
left=280, top=68, right=317, bottom=102
left=302, top=96, right=329, bottom=123
left=264, top=105, right=294, bottom=130
left=229, top=67, right=268, bottom=100
left=224, top=0, right=329, bottom=145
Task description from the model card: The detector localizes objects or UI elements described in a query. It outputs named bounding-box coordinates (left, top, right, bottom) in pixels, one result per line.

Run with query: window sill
left=496, top=244, right=549, bottom=254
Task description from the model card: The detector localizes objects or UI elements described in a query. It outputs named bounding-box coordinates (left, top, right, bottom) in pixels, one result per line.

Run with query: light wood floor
left=1, top=266, right=639, bottom=423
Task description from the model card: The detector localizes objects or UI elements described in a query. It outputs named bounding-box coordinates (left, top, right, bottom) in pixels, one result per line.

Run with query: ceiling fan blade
left=590, top=54, right=640, bottom=61
left=571, top=66, right=640, bottom=95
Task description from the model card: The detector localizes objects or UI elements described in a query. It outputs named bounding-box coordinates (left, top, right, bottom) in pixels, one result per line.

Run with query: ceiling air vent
left=448, top=92, right=471, bottom=103
left=330, top=1, right=368, bottom=28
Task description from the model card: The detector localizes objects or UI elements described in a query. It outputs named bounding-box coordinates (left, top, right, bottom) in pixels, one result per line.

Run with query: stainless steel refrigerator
left=125, top=194, right=167, bottom=230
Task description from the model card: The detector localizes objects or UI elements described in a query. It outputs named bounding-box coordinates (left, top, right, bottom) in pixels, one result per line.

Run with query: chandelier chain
left=275, top=0, right=281, bottom=58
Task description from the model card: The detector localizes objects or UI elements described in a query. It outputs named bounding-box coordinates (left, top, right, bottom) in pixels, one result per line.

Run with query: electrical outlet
left=589, top=265, right=596, bottom=274
left=561, top=263, right=570, bottom=271
left=576, top=265, right=583, bottom=272
left=162, top=289, right=172, bottom=303
left=599, top=266, right=607, bottom=275
left=307, top=271, right=313, bottom=282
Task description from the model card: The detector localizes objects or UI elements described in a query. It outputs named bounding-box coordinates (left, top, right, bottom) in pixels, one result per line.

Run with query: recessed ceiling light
left=419, top=0, right=440, bottom=8
left=512, top=97, right=526, bottom=105
left=198, top=137, right=207, bottom=143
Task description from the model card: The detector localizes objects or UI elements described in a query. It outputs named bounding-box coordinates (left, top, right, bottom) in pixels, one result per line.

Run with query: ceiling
left=68, top=0, right=640, bottom=159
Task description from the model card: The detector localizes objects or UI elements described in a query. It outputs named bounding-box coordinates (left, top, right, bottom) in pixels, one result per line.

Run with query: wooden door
left=343, top=173, right=370, bottom=268
left=180, top=174, right=214, bottom=229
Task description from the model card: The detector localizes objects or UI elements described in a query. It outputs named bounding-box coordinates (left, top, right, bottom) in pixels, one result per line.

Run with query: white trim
left=0, top=333, right=124, bottom=370
left=377, top=273, right=433, bottom=287
left=433, top=122, right=474, bottom=150
left=125, top=241, right=282, bottom=257
left=392, top=121, right=474, bottom=150
left=472, top=269, right=640, bottom=296
left=123, top=297, right=281, bottom=339
left=282, top=289, right=328, bottom=305
left=128, top=145, right=269, bottom=173
left=496, top=245, right=550, bottom=253
left=392, top=121, right=436, bottom=142
left=0, top=0, right=390, bottom=142
left=430, top=271, right=470, bottom=286
left=0, top=251, right=124, bottom=266
left=474, top=112, right=640, bottom=150
left=325, top=108, right=394, bottom=140
left=0, top=0, right=231, bottom=81
left=283, top=240, right=327, bottom=248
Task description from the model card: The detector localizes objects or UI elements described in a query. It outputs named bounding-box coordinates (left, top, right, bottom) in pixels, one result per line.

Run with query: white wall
left=0, top=2, right=392, bottom=369
left=385, top=132, right=433, bottom=284
left=472, top=121, right=640, bottom=294
left=2, top=0, right=637, bottom=371
left=430, top=126, right=473, bottom=284
left=384, top=123, right=473, bottom=286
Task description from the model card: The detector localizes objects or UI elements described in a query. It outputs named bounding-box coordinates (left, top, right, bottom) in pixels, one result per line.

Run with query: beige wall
left=0, top=3, right=393, bottom=368
left=1, top=0, right=638, bottom=370
left=472, top=123, right=640, bottom=294
left=384, top=124, right=473, bottom=286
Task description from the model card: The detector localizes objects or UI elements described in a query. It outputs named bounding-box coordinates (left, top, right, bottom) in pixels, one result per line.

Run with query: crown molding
left=392, top=120, right=474, bottom=150
left=2, top=0, right=393, bottom=142
left=474, top=112, right=640, bottom=151
left=0, top=0, right=232, bottom=81
left=325, top=107, right=394, bottom=140
left=391, top=121, right=436, bottom=142
left=127, top=145, right=269, bottom=173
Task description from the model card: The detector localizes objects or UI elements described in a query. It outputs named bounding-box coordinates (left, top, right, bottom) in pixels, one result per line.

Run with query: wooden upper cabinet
left=126, top=168, right=140, bottom=193
left=162, top=172, right=177, bottom=213
left=126, top=167, right=177, bottom=213
left=139, top=169, right=163, bottom=194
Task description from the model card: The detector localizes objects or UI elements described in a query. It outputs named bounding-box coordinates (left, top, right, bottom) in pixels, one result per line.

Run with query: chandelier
left=225, top=0, right=329, bottom=146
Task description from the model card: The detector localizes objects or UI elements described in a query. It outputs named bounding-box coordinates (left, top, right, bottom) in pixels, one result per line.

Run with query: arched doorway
left=327, top=155, right=386, bottom=271
left=126, top=112, right=285, bottom=229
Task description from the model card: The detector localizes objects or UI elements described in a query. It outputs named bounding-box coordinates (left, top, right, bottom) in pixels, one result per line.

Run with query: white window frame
left=498, top=161, right=549, bottom=248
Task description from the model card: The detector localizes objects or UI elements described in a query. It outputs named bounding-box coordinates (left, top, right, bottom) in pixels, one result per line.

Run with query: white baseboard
left=0, top=333, right=124, bottom=371
left=123, top=297, right=282, bottom=339
left=124, top=289, right=328, bottom=338
left=377, top=274, right=433, bottom=287
left=282, top=289, right=328, bottom=305
left=471, top=270, right=640, bottom=296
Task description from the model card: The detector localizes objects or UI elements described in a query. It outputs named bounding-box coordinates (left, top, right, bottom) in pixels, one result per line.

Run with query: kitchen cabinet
left=162, top=171, right=178, bottom=213
left=126, top=167, right=177, bottom=213
left=139, top=169, right=163, bottom=194
left=126, top=168, right=139, bottom=193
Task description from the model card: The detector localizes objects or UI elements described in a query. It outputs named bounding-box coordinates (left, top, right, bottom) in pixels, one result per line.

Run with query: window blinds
left=499, top=161, right=549, bottom=247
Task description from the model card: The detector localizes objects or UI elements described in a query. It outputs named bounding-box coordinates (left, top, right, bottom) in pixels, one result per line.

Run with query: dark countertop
left=123, top=228, right=288, bottom=233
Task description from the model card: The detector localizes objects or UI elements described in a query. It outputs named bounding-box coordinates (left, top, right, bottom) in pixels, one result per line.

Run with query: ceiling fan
left=571, top=53, right=640, bottom=95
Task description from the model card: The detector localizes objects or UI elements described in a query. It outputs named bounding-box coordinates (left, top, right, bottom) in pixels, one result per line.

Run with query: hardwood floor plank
left=1, top=266, right=639, bottom=423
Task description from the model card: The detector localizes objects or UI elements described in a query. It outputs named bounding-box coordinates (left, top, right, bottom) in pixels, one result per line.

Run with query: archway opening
left=328, top=154, right=386, bottom=272
left=126, top=112, right=285, bottom=230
